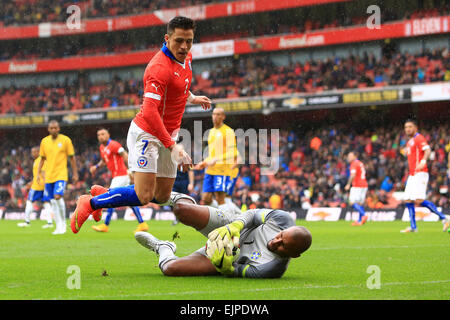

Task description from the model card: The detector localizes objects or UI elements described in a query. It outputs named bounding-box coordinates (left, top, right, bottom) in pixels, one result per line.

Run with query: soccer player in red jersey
left=89, top=128, right=147, bottom=233
left=401, top=119, right=449, bottom=233
left=71, top=16, right=211, bottom=234
left=344, top=152, right=368, bottom=226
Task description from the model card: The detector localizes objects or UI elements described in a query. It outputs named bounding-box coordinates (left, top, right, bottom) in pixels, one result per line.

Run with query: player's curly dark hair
left=404, top=118, right=418, bottom=127
left=167, top=16, right=196, bottom=35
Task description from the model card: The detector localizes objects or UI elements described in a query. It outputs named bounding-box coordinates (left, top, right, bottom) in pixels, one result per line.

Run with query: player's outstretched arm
left=170, top=143, right=192, bottom=172
left=120, top=150, right=129, bottom=168
left=234, top=259, right=288, bottom=278
left=231, top=154, right=243, bottom=170
left=415, top=148, right=430, bottom=172
left=207, top=209, right=288, bottom=248
left=193, top=157, right=217, bottom=170
left=69, top=155, right=79, bottom=183
left=188, top=169, right=195, bottom=192
left=188, top=91, right=212, bottom=110
left=90, top=159, right=104, bottom=175
left=345, top=172, right=355, bottom=191
left=448, top=151, right=450, bottom=178
left=36, top=156, right=46, bottom=184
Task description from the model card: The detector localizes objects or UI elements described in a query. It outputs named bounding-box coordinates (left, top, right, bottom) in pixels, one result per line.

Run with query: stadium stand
left=0, top=0, right=234, bottom=26
left=0, top=46, right=448, bottom=114
left=195, top=47, right=449, bottom=98
left=0, top=0, right=448, bottom=215
left=0, top=6, right=447, bottom=61
left=0, top=122, right=448, bottom=211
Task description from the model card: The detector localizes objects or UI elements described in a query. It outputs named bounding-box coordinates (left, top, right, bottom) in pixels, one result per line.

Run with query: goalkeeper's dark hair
left=167, top=16, right=196, bottom=35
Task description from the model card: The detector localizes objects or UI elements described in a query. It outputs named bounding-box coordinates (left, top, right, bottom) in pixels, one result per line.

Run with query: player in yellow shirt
left=224, top=155, right=243, bottom=215
left=195, top=108, right=238, bottom=212
left=37, top=120, right=78, bottom=235
left=17, top=147, right=54, bottom=228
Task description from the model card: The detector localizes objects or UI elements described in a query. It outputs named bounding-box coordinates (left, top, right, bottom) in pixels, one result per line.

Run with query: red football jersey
left=100, top=139, right=128, bottom=178
left=406, top=133, right=429, bottom=175
left=350, top=159, right=368, bottom=188
left=133, top=44, right=193, bottom=148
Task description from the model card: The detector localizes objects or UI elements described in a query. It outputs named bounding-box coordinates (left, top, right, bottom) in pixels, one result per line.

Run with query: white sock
left=218, top=203, right=232, bottom=214
left=51, top=199, right=60, bottom=230
left=43, top=202, right=53, bottom=224
left=210, top=199, right=219, bottom=208
left=24, top=200, right=33, bottom=223
left=158, top=245, right=178, bottom=271
left=56, top=198, right=66, bottom=230
left=225, top=197, right=242, bottom=214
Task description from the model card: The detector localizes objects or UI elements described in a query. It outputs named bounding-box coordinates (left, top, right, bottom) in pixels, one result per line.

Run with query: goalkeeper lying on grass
left=134, top=194, right=311, bottom=278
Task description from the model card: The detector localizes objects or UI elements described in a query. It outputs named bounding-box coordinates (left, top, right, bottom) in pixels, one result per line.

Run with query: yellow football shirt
left=205, top=124, right=237, bottom=176
left=230, top=147, right=242, bottom=179
left=30, top=156, right=46, bottom=191
left=39, top=134, right=75, bottom=183
left=229, top=165, right=239, bottom=179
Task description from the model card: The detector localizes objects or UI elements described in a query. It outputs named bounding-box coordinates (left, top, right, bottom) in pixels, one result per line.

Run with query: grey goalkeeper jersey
left=232, top=209, right=296, bottom=278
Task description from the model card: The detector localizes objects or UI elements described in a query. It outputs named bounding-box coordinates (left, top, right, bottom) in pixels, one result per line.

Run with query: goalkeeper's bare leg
left=172, top=197, right=237, bottom=237
left=160, top=252, right=219, bottom=276
left=171, top=199, right=211, bottom=231
left=135, top=197, right=237, bottom=276
left=135, top=230, right=218, bottom=276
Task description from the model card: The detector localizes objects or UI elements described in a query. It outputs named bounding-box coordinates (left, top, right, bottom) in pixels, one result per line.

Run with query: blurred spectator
left=380, top=176, right=394, bottom=192
left=1, top=46, right=448, bottom=114
left=269, top=193, right=282, bottom=209
left=0, top=113, right=448, bottom=212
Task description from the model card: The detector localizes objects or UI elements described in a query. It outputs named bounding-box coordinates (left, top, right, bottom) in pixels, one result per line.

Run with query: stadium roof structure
left=0, top=0, right=350, bottom=40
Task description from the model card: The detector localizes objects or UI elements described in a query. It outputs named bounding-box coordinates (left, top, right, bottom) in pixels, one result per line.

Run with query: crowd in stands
left=0, top=122, right=449, bottom=213
left=232, top=123, right=450, bottom=211
left=0, top=75, right=143, bottom=114
left=197, top=46, right=449, bottom=99
left=1, top=5, right=447, bottom=62
left=1, top=46, right=447, bottom=114
left=1, top=0, right=447, bottom=28
left=0, top=0, right=232, bottom=26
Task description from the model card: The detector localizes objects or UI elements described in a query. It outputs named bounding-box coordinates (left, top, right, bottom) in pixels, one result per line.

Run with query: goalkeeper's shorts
left=198, top=206, right=239, bottom=238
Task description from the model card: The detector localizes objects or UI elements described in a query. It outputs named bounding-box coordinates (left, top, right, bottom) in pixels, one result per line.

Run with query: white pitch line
left=312, top=243, right=449, bottom=251
left=37, top=279, right=450, bottom=300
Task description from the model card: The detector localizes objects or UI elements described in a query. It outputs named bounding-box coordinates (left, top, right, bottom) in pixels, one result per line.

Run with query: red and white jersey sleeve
left=100, top=140, right=128, bottom=178
left=133, top=50, right=193, bottom=148
left=406, top=133, right=429, bottom=175
left=350, top=159, right=368, bottom=188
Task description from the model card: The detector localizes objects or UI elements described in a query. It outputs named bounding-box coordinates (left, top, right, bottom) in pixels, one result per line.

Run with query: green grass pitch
left=0, top=219, right=448, bottom=300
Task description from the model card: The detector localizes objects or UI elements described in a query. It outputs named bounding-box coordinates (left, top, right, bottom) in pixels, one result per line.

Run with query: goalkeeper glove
left=206, top=235, right=235, bottom=275
left=208, top=220, right=243, bottom=248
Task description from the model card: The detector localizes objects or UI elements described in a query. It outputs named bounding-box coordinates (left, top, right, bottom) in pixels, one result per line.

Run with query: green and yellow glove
left=206, top=237, right=225, bottom=265
left=206, top=235, right=235, bottom=275
left=207, top=220, right=243, bottom=248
